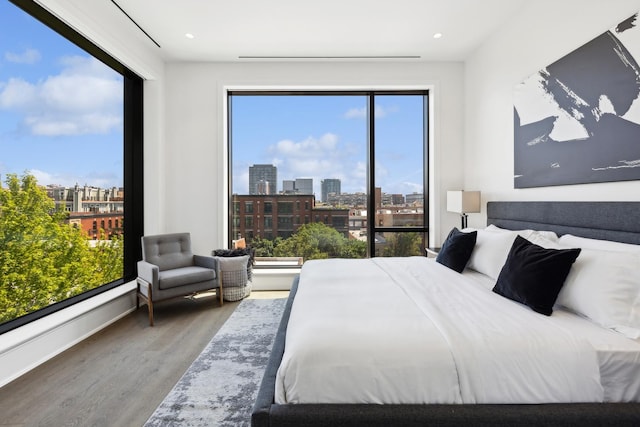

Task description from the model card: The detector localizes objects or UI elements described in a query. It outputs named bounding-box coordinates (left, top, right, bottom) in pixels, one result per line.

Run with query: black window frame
left=1, top=0, right=143, bottom=334
left=228, top=90, right=428, bottom=258
left=367, top=91, right=429, bottom=257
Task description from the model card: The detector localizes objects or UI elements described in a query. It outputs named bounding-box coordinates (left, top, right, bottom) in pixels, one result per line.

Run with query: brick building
left=232, top=194, right=349, bottom=242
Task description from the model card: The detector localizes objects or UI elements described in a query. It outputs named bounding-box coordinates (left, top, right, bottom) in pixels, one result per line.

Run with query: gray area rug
left=144, top=297, right=287, bottom=427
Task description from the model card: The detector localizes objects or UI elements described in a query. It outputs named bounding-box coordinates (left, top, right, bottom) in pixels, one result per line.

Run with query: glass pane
left=0, top=3, right=124, bottom=325
left=230, top=94, right=368, bottom=261
left=374, top=94, right=425, bottom=227
left=374, top=231, right=427, bottom=257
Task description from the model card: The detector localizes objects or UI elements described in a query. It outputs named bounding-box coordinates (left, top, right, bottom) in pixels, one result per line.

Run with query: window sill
left=0, top=280, right=137, bottom=387
left=251, top=268, right=300, bottom=291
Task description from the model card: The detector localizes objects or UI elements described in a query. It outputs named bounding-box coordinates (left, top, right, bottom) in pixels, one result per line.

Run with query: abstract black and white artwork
left=514, top=13, right=640, bottom=188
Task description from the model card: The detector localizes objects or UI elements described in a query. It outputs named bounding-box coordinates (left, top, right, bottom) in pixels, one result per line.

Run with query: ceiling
left=109, top=0, right=527, bottom=62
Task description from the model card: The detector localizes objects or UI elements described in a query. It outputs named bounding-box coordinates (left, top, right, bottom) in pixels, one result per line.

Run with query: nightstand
left=425, top=247, right=440, bottom=258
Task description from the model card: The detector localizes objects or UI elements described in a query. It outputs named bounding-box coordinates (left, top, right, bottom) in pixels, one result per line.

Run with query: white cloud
left=0, top=77, right=37, bottom=109
left=265, top=133, right=367, bottom=195
left=5, top=48, right=41, bottom=64
left=343, top=104, right=399, bottom=119
left=29, top=169, right=122, bottom=188
left=25, top=112, right=121, bottom=136
left=0, top=55, right=122, bottom=136
left=29, top=168, right=120, bottom=188
left=270, top=133, right=338, bottom=157
left=401, top=181, right=423, bottom=194
left=344, top=107, right=366, bottom=119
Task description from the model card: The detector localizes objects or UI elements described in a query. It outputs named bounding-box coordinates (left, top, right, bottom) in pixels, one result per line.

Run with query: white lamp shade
left=447, top=191, right=481, bottom=214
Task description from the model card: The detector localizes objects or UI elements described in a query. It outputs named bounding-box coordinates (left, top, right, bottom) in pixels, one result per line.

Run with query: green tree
left=0, top=173, right=123, bottom=323
left=382, top=232, right=422, bottom=257
left=338, top=238, right=367, bottom=258
left=249, top=236, right=278, bottom=257
left=91, top=229, right=124, bottom=286
left=274, top=222, right=366, bottom=260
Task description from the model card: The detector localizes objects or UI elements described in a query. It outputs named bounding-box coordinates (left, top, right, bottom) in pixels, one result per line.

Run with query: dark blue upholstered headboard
left=486, top=201, right=640, bottom=245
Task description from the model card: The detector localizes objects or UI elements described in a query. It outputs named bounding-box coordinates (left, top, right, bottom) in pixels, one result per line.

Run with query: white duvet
left=275, top=257, right=604, bottom=404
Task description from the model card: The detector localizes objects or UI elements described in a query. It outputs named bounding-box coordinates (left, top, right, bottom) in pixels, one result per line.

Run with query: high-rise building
left=282, top=178, right=313, bottom=195
left=321, top=178, right=341, bottom=202
left=249, top=164, right=277, bottom=195
left=282, top=180, right=295, bottom=193
left=391, top=194, right=405, bottom=205
left=405, top=192, right=424, bottom=205
left=294, top=178, right=313, bottom=195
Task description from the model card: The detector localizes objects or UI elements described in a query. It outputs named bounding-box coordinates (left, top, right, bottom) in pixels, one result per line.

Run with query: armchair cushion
left=142, top=233, right=194, bottom=271
left=158, top=266, right=216, bottom=290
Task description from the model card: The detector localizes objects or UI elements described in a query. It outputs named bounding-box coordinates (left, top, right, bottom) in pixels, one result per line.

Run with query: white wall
left=464, top=0, right=640, bottom=229
left=161, top=61, right=465, bottom=250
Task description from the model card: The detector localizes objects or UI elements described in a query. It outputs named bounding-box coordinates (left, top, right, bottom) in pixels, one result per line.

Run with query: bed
left=252, top=201, right=640, bottom=426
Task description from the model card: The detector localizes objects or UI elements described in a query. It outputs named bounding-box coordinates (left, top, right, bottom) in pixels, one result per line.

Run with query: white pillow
left=558, top=234, right=640, bottom=253
left=466, top=229, right=518, bottom=279
left=527, top=232, right=564, bottom=249
left=486, top=224, right=559, bottom=241
left=556, top=248, right=640, bottom=339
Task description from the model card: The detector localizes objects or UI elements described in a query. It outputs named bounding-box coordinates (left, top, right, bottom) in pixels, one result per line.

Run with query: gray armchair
left=136, top=232, right=222, bottom=326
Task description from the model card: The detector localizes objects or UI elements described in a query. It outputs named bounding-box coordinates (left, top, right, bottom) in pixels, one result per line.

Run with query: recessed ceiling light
left=433, top=33, right=443, bottom=39
left=185, top=33, right=195, bottom=39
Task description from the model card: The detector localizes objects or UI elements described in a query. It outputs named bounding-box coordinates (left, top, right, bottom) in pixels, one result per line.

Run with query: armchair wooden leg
left=137, top=278, right=154, bottom=326
left=219, top=278, right=223, bottom=306
left=147, top=293, right=154, bottom=326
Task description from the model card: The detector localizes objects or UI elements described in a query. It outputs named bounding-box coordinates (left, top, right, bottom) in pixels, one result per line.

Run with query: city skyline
left=241, top=164, right=422, bottom=200
left=0, top=2, right=124, bottom=189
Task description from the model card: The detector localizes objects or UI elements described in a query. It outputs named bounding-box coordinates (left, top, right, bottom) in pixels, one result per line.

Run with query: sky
left=0, top=2, right=124, bottom=189
left=231, top=94, right=426, bottom=197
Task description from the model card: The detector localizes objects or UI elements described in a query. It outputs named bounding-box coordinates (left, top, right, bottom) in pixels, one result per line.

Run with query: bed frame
left=252, top=201, right=640, bottom=427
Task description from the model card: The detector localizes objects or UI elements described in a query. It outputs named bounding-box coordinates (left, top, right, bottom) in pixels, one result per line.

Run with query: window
left=277, top=216, right=293, bottom=229
left=0, top=1, right=143, bottom=333
left=333, top=217, right=346, bottom=228
left=278, top=201, right=293, bottom=214
left=229, top=91, right=428, bottom=261
left=372, top=94, right=428, bottom=256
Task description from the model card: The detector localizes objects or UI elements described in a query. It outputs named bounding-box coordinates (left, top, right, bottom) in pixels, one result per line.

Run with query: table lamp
left=447, top=190, right=481, bottom=229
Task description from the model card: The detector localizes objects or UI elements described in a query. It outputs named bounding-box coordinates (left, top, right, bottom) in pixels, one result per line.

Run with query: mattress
left=275, top=257, right=640, bottom=404
left=464, top=268, right=640, bottom=401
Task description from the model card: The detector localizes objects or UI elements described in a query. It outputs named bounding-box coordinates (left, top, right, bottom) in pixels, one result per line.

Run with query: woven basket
left=223, top=282, right=252, bottom=302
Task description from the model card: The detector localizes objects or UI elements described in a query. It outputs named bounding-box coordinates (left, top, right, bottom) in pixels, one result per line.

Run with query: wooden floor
left=0, top=291, right=288, bottom=427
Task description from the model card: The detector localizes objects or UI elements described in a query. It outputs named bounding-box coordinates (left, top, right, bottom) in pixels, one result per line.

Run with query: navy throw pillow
left=493, top=235, right=581, bottom=316
left=436, top=227, right=477, bottom=273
